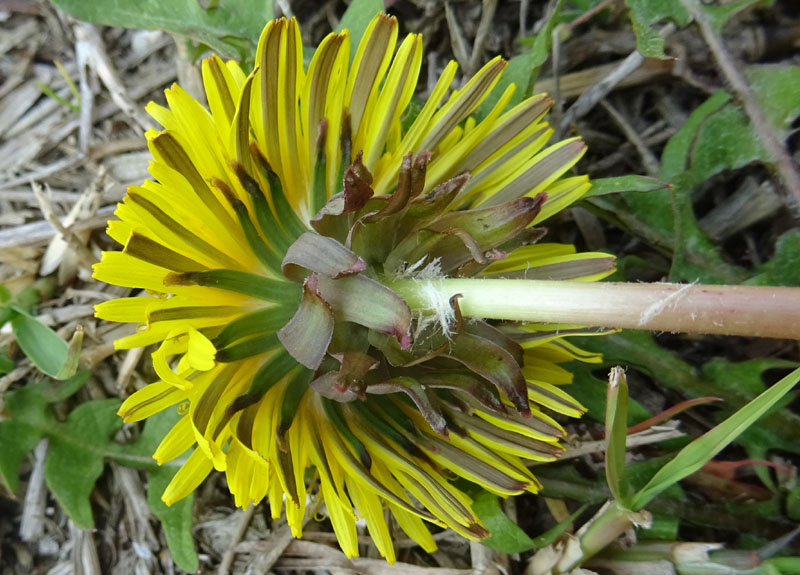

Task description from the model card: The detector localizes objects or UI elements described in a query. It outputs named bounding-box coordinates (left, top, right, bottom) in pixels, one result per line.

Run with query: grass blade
left=605, top=367, right=632, bottom=505
left=630, top=366, right=800, bottom=510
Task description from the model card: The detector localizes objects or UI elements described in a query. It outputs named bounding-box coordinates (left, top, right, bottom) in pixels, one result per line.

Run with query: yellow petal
left=345, top=14, right=398, bottom=140
left=527, top=379, right=587, bottom=418
left=154, top=413, right=194, bottom=465
left=522, top=357, right=574, bottom=385
left=303, top=31, right=349, bottom=198
left=202, top=54, right=239, bottom=128
left=268, top=467, right=284, bottom=520
left=533, top=174, right=592, bottom=224
left=370, top=461, right=438, bottom=552
left=348, top=480, right=395, bottom=563
left=360, top=33, right=422, bottom=171
left=478, top=138, right=587, bottom=207
left=118, top=381, right=185, bottom=423
left=372, top=60, right=458, bottom=194
left=93, top=252, right=173, bottom=293
left=189, top=363, right=250, bottom=471
left=162, top=448, right=214, bottom=505
left=152, top=334, right=193, bottom=390
left=163, top=84, right=230, bottom=184
left=95, top=296, right=152, bottom=323
left=186, top=327, right=216, bottom=371
left=321, top=473, right=358, bottom=557
left=416, top=56, right=507, bottom=173
left=424, top=82, right=516, bottom=189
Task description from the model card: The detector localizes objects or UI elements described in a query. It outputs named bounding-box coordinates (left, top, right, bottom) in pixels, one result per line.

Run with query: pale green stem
left=389, top=278, right=800, bottom=339
left=575, top=501, right=650, bottom=568
left=530, top=501, right=651, bottom=574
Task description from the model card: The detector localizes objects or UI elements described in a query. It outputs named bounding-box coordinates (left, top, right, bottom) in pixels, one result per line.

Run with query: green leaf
left=0, top=350, right=13, bottom=375
left=703, top=358, right=798, bottom=398
left=42, top=370, right=92, bottom=403
left=625, top=0, right=690, bottom=59
left=133, top=410, right=198, bottom=572
left=584, top=175, right=670, bottom=198
left=401, top=95, right=425, bottom=132
left=471, top=489, right=535, bottom=553
left=335, top=0, right=384, bottom=61
left=637, top=64, right=798, bottom=283
left=587, top=186, right=743, bottom=284
left=117, top=409, right=198, bottom=572
left=526, top=0, right=566, bottom=90
left=49, top=0, right=272, bottom=60
left=0, top=284, right=10, bottom=303
left=14, top=284, right=44, bottom=313
left=0, top=374, right=91, bottom=492
left=476, top=55, right=530, bottom=120
left=750, top=230, right=800, bottom=287
left=605, top=367, right=632, bottom=505
left=45, top=399, right=123, bottom=529
left=765, top=557, right=800, bottom=575
left=607, top=84, right=777, bottom=283
left=745, top=64, right=800, bottom=136
left=653, top=93, right=738, bottom=282
left=0, top=305, right=13, bottom=327
left=124, top=405, right=182, bottom=459
left=656, top=176, right=740, bottom=283
left=662, top=66, right=800, bottom=184
left=4, top=384, right=55, bottom=429
left=0, top=417, right=43, bottom=492
left=148, top=465, right=197, bottom=572
left=680, top=106, right=765, bottom=182
left=700, top=0, right=763, bottom=32
left=622, top=457, right=680, bottom=496
left=788, top=485, right=800, bottom=522
left=630, top=366, right=800, bottom=510
left=9, top=307, right=68, bottom=378
left=659, top=91, right=731, bottom=181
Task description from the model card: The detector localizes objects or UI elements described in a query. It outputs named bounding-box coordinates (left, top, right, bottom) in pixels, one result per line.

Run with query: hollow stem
left=389, top=278, right=800, bottom=339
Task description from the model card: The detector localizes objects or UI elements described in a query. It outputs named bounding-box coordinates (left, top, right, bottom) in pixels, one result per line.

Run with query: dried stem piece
left=444, top=1, right=472, bottom=71
left=20, top=440, right=48, bottom=543
left=600, top=99, right=661, bottom=176
left=31, top=181, right=96, bottom=270
left=469, top=0, right=499, bottom=74
left=558, top=23, right=675, bottom=135
left=73, top=23, right=152, bottom=132
left=216, top=506, right=255, bottom=575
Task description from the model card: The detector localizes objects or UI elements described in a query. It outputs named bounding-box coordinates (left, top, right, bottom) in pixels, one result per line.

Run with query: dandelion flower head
left=94, top=13, right=615, bottom=562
